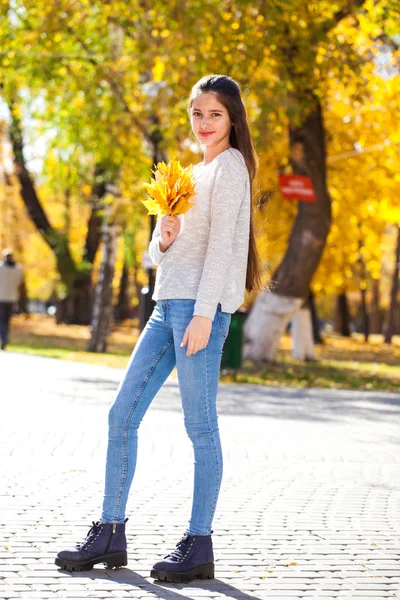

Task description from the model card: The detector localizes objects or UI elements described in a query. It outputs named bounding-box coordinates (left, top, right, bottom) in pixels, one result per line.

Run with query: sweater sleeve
left=194, top=158, right=249, bottom=320
left=148, top=217, right=169, bottom=266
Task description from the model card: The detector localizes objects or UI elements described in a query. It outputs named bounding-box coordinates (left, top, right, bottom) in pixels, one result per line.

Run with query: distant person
left=0, top=249, right=23, bottom=350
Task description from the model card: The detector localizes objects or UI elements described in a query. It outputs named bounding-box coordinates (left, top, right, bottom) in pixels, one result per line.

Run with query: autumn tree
left=0, top=1, right=155, bottom=322
left=243, top=0, right=399, bottom=360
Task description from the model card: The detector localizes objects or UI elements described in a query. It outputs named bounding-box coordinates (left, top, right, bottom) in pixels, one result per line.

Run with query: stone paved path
left=0, top=352, right=399, bottom=600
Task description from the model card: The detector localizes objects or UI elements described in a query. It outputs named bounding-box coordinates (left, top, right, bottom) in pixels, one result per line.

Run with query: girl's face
left=190, top=92, right=232, bottom=149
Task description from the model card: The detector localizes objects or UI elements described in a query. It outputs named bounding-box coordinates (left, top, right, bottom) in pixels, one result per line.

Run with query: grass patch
left=6, top=315, right=400, bottom=392
left=8, top=314, right=135, bottom=369
left=221, top=334, right=400, bottom=392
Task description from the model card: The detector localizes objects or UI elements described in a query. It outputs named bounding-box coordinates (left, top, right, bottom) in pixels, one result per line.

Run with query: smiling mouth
left=199, top=131, right=214, bottom=136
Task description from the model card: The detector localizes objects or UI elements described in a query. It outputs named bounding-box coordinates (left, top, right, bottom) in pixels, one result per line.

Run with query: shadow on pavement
left=3, top=353, right=400, bottom=425
left=62, top=567, right=264, bottom=600
left=72, top=375, right=400, bottom=425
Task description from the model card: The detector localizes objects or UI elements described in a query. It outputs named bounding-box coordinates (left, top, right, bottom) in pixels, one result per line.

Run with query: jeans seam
left=204, top=345, right=222, bottom=534
left=113, top=337, right=174, bottom=520
left=217, top=311, right=229, bottom=337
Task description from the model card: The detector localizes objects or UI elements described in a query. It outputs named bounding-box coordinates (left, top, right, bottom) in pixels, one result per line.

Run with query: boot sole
left=150, top=562, right=214, bottom=583
left=55, top=551, right=127, bottom=572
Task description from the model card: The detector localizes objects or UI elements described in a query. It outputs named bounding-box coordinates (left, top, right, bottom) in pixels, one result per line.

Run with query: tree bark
left=360, top=286, right=370, bottom=342
left=84, top=187, right=104, bottom=266
left=292, top=307, right=316, bottom=361
left=62, top=180, right=104, bottom=324
left=244, top=100, right=332, bottom=362
left=385, top=225, right=400, bottom=344
left=88, top=215, right=119, bottom=353
left=370, top=278, right=381, bottom=334
left=55, top=275, right=94, bottom=325
left=357, top=245, right=370, bottom=342
left=115, top=260, right=131, bottom=322
left=244, top=293, right=303, bottom=362
left=309, top=290, right=323, bottom=344
left=17, top=278, right=29, bottom=315
left=334, top=292, right=351, bottom=337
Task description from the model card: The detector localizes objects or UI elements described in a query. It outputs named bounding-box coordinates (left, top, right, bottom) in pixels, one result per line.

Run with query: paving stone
left=349, top=595, right=397, bottom=598
left=55, top=594, right=115, bottom=599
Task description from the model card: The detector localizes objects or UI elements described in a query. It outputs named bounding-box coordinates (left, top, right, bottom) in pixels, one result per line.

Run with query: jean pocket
left=217, top=310, right=231, bottom=338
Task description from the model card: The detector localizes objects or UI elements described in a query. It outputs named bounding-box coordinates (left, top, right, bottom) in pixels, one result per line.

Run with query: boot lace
left=165, top=534, right=192, bottom=562
left=76, top=521, right=102, bottom=550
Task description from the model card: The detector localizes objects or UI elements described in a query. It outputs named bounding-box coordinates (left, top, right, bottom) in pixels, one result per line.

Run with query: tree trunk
left=88, top=21, right=125, bottom=350
left=17, top=278, right=29, bottom=315
left=115, top=260, right=130, bottom=322
left=4, top=176, right=29, bottom=315
left=309, top=290, right=323, bottom=344
left=88, top=216, right=119, bottom=353
left=8, top=103, right=78, bottom=290
left=84, top=186, right=104, bottom=266
left=244, top=293, right=303, bottom=362
left=370, top=278, right=381, bottom=334
left=244, top=100, right=332, bottom=362
left=385, top=225, right=400, bottom=344
left=55, top=275, right=94, bottom=325
left=356, top=245, right=370, bottom=342
left=9, top=103, right=105, bottom=324
left=292, top=307, right=316, bottom=361
left=62, top=180, right=104, bottom=324
left=360, top=286, right=370, bottom=342
left=334, top=292, right=351, bottom=337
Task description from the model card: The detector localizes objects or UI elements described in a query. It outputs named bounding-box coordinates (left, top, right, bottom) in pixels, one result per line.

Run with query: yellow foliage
left=312, top=70, right=400, bottom=297
left=142, top=158, right=196, bottom=216
left=0, top=173, right=58, bottom=299
left=152, top=56, right=165, bottom=82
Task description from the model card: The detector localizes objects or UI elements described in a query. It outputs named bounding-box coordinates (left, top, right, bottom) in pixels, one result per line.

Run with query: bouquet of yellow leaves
left=142, top=158, right=196, bottom=216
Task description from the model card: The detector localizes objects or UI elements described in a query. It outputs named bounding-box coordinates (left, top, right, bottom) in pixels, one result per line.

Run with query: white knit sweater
left=149, top=147, right=250, bottom=320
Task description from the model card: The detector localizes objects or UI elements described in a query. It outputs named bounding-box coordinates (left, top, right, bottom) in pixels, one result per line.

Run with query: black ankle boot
left=55, top=520, right=128, bottom=572
left=151, top=533, right=214, bottom=583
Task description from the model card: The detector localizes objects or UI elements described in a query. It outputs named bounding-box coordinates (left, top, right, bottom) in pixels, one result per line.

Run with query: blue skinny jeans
left=101, top=299, right=231, bottom=535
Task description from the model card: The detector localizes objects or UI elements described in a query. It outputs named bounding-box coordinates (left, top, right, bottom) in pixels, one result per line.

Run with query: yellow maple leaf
left=142, top=157, right=196, bottom=216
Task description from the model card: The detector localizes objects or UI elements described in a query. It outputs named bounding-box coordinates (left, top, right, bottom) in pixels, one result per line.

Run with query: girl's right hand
left=160, top=215, right=181, bottom=251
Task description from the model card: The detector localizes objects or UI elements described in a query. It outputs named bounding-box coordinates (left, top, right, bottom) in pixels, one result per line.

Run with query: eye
left=192, top=111, right=201, bottom=117
left=212, top=112, right=222, bottom=117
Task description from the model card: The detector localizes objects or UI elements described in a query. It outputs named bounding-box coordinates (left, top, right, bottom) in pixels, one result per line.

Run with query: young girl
left=55, top=74, right=262, bottom=583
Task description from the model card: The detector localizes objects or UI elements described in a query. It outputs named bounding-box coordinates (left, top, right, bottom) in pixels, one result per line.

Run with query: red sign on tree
left=278, top=174, right=316, bottom=203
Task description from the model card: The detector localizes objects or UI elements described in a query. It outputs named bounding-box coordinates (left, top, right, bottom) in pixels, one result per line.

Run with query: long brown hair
left=188, top=74, right=263, bottom=292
